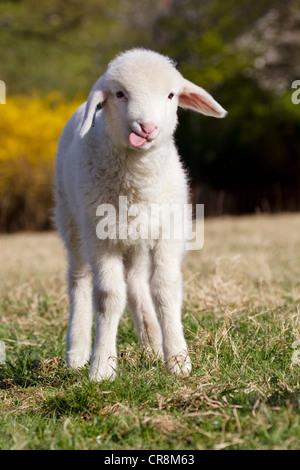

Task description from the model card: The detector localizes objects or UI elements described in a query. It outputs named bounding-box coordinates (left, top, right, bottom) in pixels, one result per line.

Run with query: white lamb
left=54, top=48, right=226, bottom=381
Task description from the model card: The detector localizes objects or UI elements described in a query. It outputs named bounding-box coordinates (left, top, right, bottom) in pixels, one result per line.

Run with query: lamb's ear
left=179, top=78, right=227, bottom=118
left=80, top=74, right=108, bottom=137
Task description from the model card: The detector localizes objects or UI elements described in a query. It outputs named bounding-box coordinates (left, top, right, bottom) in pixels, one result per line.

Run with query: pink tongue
left=129, top=132, right=147, bottom=147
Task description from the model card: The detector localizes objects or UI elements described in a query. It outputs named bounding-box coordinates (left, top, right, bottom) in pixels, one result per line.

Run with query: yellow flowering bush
left=0, top=94, right=81, bottom=231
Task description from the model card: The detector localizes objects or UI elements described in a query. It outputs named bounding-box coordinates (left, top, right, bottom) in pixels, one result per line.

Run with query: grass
left=0, top=214, right=300, bottom=450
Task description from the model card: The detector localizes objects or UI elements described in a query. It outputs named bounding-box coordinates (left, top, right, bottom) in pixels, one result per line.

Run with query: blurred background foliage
left=0, top=0, right=300, bottom=230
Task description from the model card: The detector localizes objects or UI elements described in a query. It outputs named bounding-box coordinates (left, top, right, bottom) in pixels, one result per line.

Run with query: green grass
left=0, top=215, right=300, bottom=450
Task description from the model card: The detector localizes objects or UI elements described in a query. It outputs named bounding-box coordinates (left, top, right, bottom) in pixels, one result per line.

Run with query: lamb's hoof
left=89, top=357, right=117, bottom=382
left=66, top=350, right=90, bottom=369
left=166, top=351, right=192, bottom=375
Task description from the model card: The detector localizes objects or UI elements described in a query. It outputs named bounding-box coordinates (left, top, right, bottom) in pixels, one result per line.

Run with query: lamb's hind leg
left=66, top=247, right=93, bottom=369
left=90, top=248, right=127, bottom=381
left=151, top=239, right=191, bottom=375
left=125, top=245, right=163, bottom=357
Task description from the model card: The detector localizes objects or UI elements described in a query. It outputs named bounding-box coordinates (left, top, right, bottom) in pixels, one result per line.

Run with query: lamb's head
left=80, top=49, right=227, bottom=151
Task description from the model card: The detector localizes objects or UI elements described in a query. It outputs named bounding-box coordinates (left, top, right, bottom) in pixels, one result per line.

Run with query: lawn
left=0, top=214, right=299, bottom=450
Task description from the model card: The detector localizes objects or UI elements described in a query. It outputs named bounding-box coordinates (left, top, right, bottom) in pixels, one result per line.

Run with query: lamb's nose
left=140, top=122, right=158, bottom=136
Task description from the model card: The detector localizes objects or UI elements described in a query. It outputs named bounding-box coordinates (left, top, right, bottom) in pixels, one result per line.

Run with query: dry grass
left=183, top=213, right=300, bottom=312
left=0, top=214, right=300, bottom=450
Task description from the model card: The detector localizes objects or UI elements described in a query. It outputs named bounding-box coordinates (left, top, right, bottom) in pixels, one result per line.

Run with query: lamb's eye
left=116, top=91, right=125, bottom=98
left=168, top=92, right=175, bottom=100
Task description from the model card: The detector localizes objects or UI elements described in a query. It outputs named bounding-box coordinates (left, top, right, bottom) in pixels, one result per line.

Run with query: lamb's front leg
left=151, top=240, right=192, bottom=375
left=90, top=249, right=126, bottom=382
left=66, top=253, right=93, bottom=369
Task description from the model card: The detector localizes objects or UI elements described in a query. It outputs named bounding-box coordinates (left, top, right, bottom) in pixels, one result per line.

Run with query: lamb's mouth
left=129, top=131, right=149, bottom=148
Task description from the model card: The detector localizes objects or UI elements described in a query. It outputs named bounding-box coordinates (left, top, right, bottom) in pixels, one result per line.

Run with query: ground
left=0, top=214, right=299, bottom=450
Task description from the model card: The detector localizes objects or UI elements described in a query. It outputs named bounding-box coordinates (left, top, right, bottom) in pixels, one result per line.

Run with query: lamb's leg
left=90, top=249, right=126, bottom=381
left=66, top=250, right=93, bottom=369
left=151, top=240, right=192, bottom=375
left=125, top=245, right=163, bottom=357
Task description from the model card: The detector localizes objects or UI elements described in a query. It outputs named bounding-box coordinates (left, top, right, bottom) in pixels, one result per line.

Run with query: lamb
left=54, top=48, right=226, bottom=382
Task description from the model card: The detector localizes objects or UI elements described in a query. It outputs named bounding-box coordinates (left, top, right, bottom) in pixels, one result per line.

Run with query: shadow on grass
left=0, top=349, right=81, bottom=389
left=266, top=389, right=300, bottom=411
left=0, top=346, right=170, bottom=419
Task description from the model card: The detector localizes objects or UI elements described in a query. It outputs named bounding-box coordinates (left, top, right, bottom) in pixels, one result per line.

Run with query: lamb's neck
left=104, top=139, right=172, bottom=205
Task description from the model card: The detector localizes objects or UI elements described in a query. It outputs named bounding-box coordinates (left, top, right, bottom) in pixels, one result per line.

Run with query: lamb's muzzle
left=130, top=121, right=159, bottom=148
